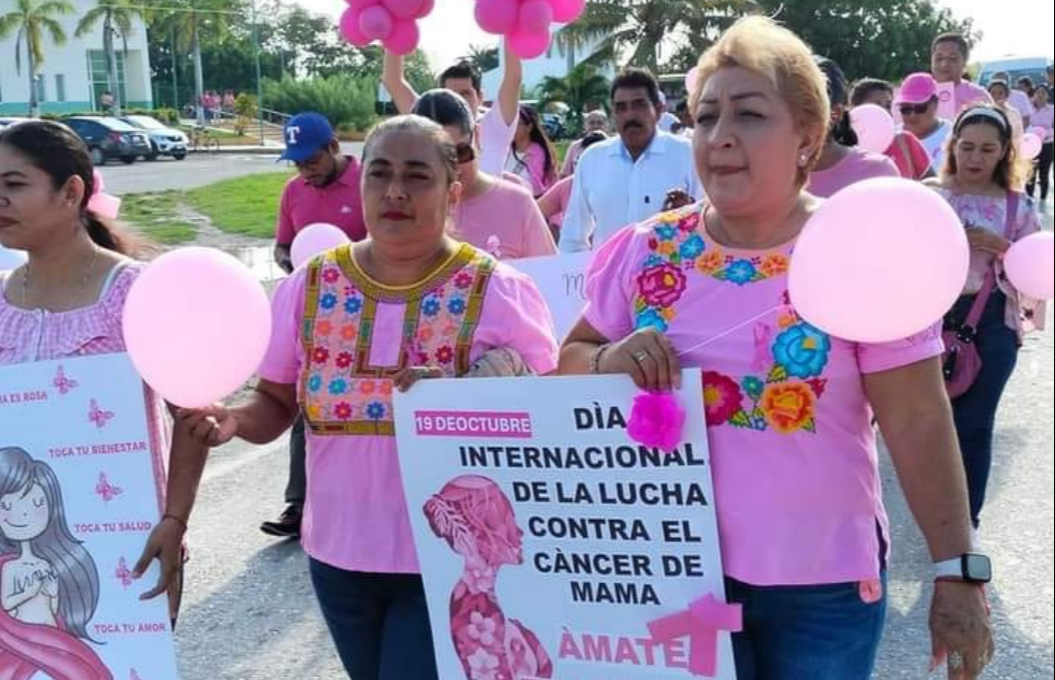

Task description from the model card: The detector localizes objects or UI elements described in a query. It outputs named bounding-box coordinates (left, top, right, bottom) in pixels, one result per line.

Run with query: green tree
left=76, top=0, right=147, bottom=115
left=0, top=0, right=74, bottom=116
left=462, top=44, right=499, bottom=74
left=753, top=0, right=977, bottom=82
left=536, top=63, right=611, bottom=126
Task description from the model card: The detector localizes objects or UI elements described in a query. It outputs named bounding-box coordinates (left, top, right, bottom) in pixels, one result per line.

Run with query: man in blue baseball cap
left=265, top=111, right=366, bottom=539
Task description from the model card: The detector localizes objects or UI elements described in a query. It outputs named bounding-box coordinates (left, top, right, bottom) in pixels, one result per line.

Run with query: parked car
left=63, top=116, right=152, bottom=165
left=978, top=56, right=1053, bottom=87
left=120, top=114, right=188, bottom=161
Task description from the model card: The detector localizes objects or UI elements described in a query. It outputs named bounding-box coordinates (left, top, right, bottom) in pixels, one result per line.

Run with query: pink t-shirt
left=537, top=176, right=574, bottom=229
left=275, top=158, right=366, bottom=245
left=884, top=132, right=933, bottom=180
left=808, top=148, right=900, bottom=198
left=954, top=80, right=992, bottom=111
left=506, top=143, right=555, bottom=197
left=582, top=204, right=945, bottom=586
left=478, top=106, right=517, bottom=178
left=256, top=244, right=559, bottom=573
left=1033, top=105, right=1054, bottom=142
left=452, top=178, right=557, bottom=260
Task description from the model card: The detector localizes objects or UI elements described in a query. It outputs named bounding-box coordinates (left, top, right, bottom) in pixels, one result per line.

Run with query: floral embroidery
left=696, top=251, right=724, bottom=275
left=308, top=375, right=323, bottom=392
left=312, top=348, right=330, bottom=365
left=359, top=380, right=377, bottom=395
left=316, top=320, right=333, bottom=337
left=365, top=401, right=386, bottom=420
left=703, top=372, right=744, bottom=424
left=336, top=352, right=353, bottom=369
left=772, top=324, right=831, bottom=379
left=634, top=308, right=669, bottom=332
left=341, top=324, right=357, bottom=341
left=320, top=293, right=338, bottom=310
left=344, top=296, right=363, bottom=314
left=423, top=297, right=442, bottom=317
left=436, top=345, right=455, bottom=364
left=321, top=267, right=340, bottom=284
left=725, top=259, right=760, bottom=286
left=760, top=253, right=789, bottom=277
left=455, top=271, right=475, bottom=289
left=760, top=383, right=817, bottom=434
left=637, top=264, right=687, bottom=308
left=679, top=234, right=706, bottom=260
left=334, top=402, right=353, bottom=420
left=328, top=378, right=348, bottom=395
left=448, top=298, right=467, bottom=315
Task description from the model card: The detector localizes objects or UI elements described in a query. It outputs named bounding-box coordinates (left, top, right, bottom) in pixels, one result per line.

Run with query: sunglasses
left=455, top=142, right=475, bottom=165
left=899, top=102, right=932, bottom=116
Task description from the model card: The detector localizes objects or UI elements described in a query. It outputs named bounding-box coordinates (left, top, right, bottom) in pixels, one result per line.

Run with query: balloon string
left=676, top=305, right=785, bottom=357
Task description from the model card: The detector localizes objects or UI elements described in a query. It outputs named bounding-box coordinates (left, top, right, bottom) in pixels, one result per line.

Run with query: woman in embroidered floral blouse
left=558, top=18, right=993, bottom=680
left=170, top=115, right=558, bottom=680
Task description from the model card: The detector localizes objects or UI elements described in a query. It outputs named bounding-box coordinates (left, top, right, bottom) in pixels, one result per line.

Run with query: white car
left=121, top=115, right=188, bottom=161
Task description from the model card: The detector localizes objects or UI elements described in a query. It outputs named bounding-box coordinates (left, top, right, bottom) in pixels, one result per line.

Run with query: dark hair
left=1017, top=77, right=1035, bottom=95
left=411, top=89, right=475, bottom=138
left=815, top=57, right=858, bottom=147
left=438, top=61, right=483, bottom=96
left=0, top=120, right=137, bottom=255
left=932, top=32, right=970, bottom=59
left=610, top=68, right=661, bottom=107
left=514, top=106, right=559, bottom=186
left=579, top=131, right=608, bottom=152
left=987, top=79, right=1010, bottom=97
left=362, top=115, right=459, bottom=184
left=849, top=78, right=894, bottom=107
left=944, top=105, right=1024, bottom=190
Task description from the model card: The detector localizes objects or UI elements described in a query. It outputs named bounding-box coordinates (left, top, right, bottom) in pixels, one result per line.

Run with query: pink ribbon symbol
left=647, top=594, right=743, bottom=677
left=87, top=169, right=121, bottom=220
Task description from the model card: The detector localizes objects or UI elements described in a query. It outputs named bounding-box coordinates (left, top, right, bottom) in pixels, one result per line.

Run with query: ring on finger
left=632, top=350, right=650, bottom=363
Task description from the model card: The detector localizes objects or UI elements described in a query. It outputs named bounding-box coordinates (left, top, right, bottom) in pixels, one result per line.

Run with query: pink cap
left=897, top=73, right=938, bottom=105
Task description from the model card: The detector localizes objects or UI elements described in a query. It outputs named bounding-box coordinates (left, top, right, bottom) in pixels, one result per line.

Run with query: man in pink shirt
left=267, top=111, right=366, bottom=539
left=931, top=33, right=991, bottom=112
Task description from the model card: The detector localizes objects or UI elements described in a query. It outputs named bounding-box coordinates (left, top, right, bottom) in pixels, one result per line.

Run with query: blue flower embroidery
left=643, top=254, right=665, bottom=268
left=328, top=378, right=348, bottom=395
left=656, top=225, right=679, bottom=242
left=320, top=293, right=338, bottom=310
left=679, top=234, right=706, bottom=260
left=634, top=308, right=669, bottom=332
left=308, top=375, right=323, bottom=392
left=773, top=324, right=831, bottom=379
left=725, top=260, right=758, bottom=286
left=447, top=298, right=466, bottom=315
left=422, top=297, right=441, bottom=317
left=742, top=376, right=764, bottom=400
left=366, top=402, right=386, bottom=420
left=344, top=297, right=363, bottom=314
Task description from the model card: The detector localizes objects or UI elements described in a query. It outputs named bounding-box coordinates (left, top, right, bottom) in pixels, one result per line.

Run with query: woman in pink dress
left=425, top=476, right=553, bottom=680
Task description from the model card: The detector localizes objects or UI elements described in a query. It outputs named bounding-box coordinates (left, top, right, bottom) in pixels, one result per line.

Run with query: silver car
left=121, top=115, right=188, bottom=161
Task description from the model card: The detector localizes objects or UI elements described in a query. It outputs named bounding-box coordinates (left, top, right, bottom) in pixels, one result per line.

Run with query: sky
left=292, top=0, right=1054, bottom=71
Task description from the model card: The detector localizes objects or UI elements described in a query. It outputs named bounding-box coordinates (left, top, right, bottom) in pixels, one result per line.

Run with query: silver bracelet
left=589, top=344, right=611, bottom=374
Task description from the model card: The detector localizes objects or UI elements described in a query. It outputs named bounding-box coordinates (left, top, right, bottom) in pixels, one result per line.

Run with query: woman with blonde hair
left=559, top=17, right=993, bottom=679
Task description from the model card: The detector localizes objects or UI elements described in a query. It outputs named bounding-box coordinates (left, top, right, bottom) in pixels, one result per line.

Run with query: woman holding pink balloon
left=850, top=78, right=935, bottom=180
left=559, top=17, right=992, bottom=679
left=932, top=104, right=1046, bottom=534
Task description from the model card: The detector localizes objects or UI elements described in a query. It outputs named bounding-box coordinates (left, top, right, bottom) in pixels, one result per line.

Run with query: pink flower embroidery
left=436, top=346, right=455, bottom=364
left=679, top=211, right=701, bottom=232
left=312, top=348, right=330, bottom=365
left=321, top=267, right=340, bottom=284
left=335, top=352, right=353, bottom=369
left=703, top=372, right=744, bottom=424
left=637, top=264, right=688, bottom=308
left=333, top=402, right=353, bottom=420
left=455, top=271, right=475, bottom=290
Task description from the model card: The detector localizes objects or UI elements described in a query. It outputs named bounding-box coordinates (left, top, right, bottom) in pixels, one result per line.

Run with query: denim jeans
left=285, top=415, right=306, bottom=507
left=308, top=559, right=439, bottom=680
left=727, top=573, right=887, bottom=679
left=946, top=292, right=1019, bottom=527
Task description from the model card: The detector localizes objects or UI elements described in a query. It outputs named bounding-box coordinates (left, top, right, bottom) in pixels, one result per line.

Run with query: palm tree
left=462, top=44, right=499, bottom=74
left=0, top=0, right=74, bottom=116
left=76, top=0, right=147, bottom=116
left=555, top=0, right=759, bottom=72
left=151, top=0, right=241, bottom=125
left=535, top=63, right=611, bottom=128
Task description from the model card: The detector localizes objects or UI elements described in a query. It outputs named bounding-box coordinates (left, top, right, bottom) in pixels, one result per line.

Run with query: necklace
left=22, top=247, right=101, bottom=309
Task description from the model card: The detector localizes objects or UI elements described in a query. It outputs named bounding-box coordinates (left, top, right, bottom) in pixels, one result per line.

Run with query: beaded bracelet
left=589, top=344, right=611, bottom=374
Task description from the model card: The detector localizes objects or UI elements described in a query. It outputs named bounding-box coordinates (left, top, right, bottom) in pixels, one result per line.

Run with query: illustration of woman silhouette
left=0, top=447, right=112, bottom=680
left=424, top=475, right=553, bottom=680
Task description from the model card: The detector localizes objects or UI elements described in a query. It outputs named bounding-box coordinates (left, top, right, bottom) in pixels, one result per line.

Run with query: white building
left=0, top=0, right=152, bottom=116
left=481, top=34, right=613, bottom=102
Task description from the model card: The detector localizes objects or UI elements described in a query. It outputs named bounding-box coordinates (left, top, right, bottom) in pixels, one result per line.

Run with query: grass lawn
left=120, top=191, right=196, bottom=244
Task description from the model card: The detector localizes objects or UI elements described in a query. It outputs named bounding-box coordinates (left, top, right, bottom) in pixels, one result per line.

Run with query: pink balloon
left=685, top=67, right=700, bottom=97
left=359, top=5, right=394, bottom=40
left=122, top=247, right=272, bottom=408
left=1030, top=126, right=1046, bottom=139
left=345, top=0, right=379, bottom=9
left=789, top=178, right=969, bottom=343
left=339, top=7, right=370, bottom=46
left=383, top=18, right=420, bottom=55
left=850, top=104, right=896, bottom=155
left=474, top=0, right=518, bottom=35
left=507, top=28, right=551, bottom=60
left=1004, top=231, right=1054, bottom=301
left=413, top=0, right=434, bottom=19
left=547, top=0, right=585, bottom=23
left=1020, top=133, right=1043, bottom=160
left=517, top=0, right=553, bottom=35
left=291, top=223, right=351, bottom=270
left=382, top=0, right=422, bottom=20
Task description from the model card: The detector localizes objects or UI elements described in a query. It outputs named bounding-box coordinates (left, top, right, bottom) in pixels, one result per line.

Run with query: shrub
left=263, top=76, right=378, bottom=132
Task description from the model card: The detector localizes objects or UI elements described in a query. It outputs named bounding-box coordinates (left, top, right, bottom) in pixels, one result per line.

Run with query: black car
left=63, top=116, right=153, bottom=165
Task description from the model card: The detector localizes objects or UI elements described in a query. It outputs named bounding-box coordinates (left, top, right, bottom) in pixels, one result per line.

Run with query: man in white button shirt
left=560, top=69, right=702, bottom=253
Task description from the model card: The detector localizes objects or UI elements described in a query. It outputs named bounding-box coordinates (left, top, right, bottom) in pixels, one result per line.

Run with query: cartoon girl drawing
left=0, top=446, right=112, bottom=680
left=424, top=475, right=553, bottom=680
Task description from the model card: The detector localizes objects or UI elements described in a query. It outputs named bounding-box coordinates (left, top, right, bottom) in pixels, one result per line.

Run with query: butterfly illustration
left=95, top=472, right=123, bottom=503
left=53, top=365, right=79, bottom=395
left=88, top=399, right=115, bottom=428
left=115, top=557, right=133, bottom=588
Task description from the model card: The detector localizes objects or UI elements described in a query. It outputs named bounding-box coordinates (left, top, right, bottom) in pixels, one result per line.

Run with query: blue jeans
left=727, top=574, right=887, bottom=679
left=946, top=292, right=1019, bottom=527
left=309, top=559, right=439, bottom=680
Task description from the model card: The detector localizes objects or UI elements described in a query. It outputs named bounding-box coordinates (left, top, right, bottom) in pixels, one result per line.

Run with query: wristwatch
left=934, top=553, right=992, bottom=584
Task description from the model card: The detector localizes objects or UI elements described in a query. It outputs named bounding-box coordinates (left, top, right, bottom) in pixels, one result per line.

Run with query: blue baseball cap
left=279, top=112, right=334, bottom=163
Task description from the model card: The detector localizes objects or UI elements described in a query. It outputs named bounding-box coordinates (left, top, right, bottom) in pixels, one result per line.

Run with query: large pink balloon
left=382, top=0, right=422, bottom=20
left=413, top=0, right=434, bottom=19
left=346, top=0, right=379, bottom=8
left=359, top=5, right=394, bottom=40
left=1004, top=231, right=1054, bottom=301
left=383, top=18, right=420, bottom=55
left=850, top=104, right=896, bottom=154
left=547, top=0, right=585, bottom=23
left=475, top=0, right=518, bottom=35
left=339, top=7, right=370, bottom=46
left=789, top=178, right=969, bottom=343
left=508, top=29, right=551, bottom=59
left=517, top=0, right=553, bottom=35
left=291, top=223, right=351, bottom=270
left=1020, top=133, right=1043, bottom=160
left=123, top=248, right=272, bottom=408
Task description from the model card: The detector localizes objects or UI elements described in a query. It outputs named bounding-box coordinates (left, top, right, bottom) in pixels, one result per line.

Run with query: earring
left=798, top=153, right=809, bottom=167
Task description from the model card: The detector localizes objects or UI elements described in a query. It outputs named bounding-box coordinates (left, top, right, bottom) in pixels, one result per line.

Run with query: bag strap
left=963, top=192, right=1020, bottom=329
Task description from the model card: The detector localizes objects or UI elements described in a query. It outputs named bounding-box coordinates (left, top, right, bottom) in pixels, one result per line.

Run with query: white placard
left=394, top=369, right=737, bottom=680
left=510, top=252, right=592, bottom=342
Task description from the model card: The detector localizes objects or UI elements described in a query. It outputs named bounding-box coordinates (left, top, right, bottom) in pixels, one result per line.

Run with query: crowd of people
left=1, top=14, right=1052, bottom=680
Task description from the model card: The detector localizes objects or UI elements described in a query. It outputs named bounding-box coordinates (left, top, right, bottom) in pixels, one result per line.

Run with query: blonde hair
left=691, top=16, right=830, bottom=185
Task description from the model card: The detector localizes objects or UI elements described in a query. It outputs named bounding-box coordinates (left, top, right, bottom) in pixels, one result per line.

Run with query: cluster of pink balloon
left=790, top=178, right=1054, bottom=343
left=474, top=0, right=586, bottom=59
left=339, top=0, right=435, bottom=56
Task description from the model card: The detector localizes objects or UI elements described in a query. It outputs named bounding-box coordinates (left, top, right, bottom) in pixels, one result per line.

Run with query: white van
left=978, top=56, right=1053, bottom=88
